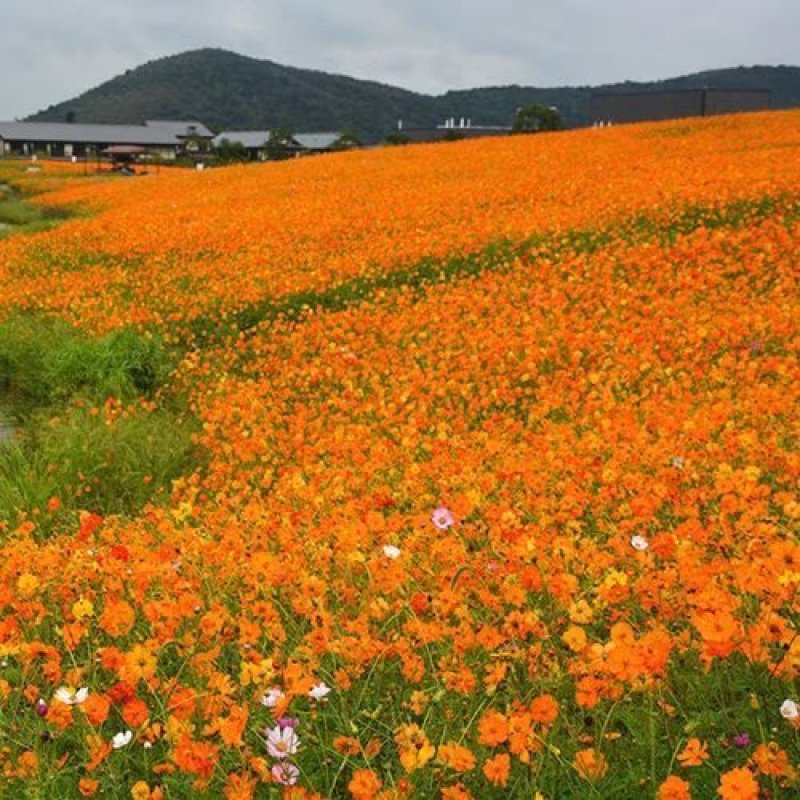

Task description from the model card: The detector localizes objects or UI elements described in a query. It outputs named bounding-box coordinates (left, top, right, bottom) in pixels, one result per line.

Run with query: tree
left=512, top=104, right=563, bottom=133
left=383, top=132, right=410, bottom=146
left=215, top=138, right=248, bottom=164
left=264, top=128, right=295, bottom=161
left=332, top=130, right=363, bottom=150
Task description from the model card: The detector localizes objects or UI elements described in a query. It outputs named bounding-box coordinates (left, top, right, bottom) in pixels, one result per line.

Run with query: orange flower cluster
left=1, top=111, right=800, bottom=334
left=0, top=112, right=798, bottom=797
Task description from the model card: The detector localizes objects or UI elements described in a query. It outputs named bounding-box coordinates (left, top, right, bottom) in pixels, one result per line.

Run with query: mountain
left=26, top=49, right=800, bottom=140
left=27, top=49, right=438, bottom=141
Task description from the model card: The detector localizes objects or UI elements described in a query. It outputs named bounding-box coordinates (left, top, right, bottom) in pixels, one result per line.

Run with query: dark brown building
left=589, top=89, right=771, bottom=125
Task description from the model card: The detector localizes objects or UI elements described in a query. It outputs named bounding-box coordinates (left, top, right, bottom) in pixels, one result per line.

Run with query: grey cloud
left=1, top=0, right=798, bottom=118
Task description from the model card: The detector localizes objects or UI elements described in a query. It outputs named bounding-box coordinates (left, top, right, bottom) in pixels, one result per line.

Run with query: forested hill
left=27, top=49, right=800, bottom=140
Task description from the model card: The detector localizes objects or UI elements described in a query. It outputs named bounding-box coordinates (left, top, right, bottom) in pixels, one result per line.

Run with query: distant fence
left=589, top=89, right=771, bottom=125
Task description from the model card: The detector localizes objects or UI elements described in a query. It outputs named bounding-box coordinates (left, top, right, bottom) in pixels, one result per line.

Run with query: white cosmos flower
left=54, top=686, right=89, bottom=705
left=261, top=686, right=285, bottom=708
left=780, top=699, right=799, bottom=720
left=309, top=682, right=331, bottom=701
left=112, top=730, right=133, bottom=749
left=266, top=724, right=300, bottom=759
left=630, top=535, right=649, bottom=552
left=382, top=544, right=401, bottom=560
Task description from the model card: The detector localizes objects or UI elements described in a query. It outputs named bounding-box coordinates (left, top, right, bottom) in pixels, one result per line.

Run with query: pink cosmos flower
left=272, top=762, right=300, bottom=785
left=431, top=507, right=455, bottom=530
left=266, top=724, right=300, bottom=759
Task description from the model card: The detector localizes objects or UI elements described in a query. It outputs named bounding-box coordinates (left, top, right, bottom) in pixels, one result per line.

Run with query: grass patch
left=0, top=198, right=44, bottom=226
left=0, top=314, right=196, bottom=535
left=0, top=174, right=84, bottom=239
left=0, top=199, right=79, bottom=239
left=0, top=313, right=174, bottom=408
left=0, top=401, right=197, bottom=532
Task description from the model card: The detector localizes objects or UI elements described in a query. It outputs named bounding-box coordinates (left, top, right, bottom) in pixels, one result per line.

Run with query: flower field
left=0, top=111, right=798, bottom=799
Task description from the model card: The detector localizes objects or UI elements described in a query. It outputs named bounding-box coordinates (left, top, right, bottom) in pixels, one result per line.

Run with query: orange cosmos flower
left=123, top=644, right=157, bottom=683
left=223, top=772, right=257, bottom=800
left=437, top=741, right=476, bottom=773
left=219, top=704, right=249, bottom=747
left=440, top=785, right=472, bottom=800
left=78, top=778, right=99, bottom=797
left=658, top=775, right=692, bottom=800
left=130, top=782, right=152, bottom=800
left=121, top=697, right=150, bottom=729
left=172, top=734, right=220, bottom=779
left=482, top=752, right=510, bottom=787
left=529, top=694, right=560, bottom=725
left=80, top=693, right=111, bottom=726
left=574, top=748, right=608, bottom=782
left=130, top=783, right=165, bottom=800
left=751, top=741, right=795, bottom=779
left=562, top=624, right=588, bottom=652
left=677, top=738, right=709, bottom=767
left=333, top=736, right=362, bottom=756
left=348, top=768, right=382, bottom=800
left=477, top=709, right=509, bottom=746
left=99, top=600, right=136, bottom=637
left=393, top=724, right=434, bottom=773
left=693, top=611, right=740, bottom=658
left=717, top=767, right=759, bottom=800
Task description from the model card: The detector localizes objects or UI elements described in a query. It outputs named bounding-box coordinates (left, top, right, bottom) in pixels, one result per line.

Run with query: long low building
left=589, top=89, right=771, bottom=125
left=0, top=120, right=213, bottom=159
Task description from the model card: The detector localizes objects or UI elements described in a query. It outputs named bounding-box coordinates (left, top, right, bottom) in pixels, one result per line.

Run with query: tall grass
left=0, top=401, right=197, bottom=530
left=0, top=314, right=196, bottom=533
left=0, top=314, right=173, bottom=407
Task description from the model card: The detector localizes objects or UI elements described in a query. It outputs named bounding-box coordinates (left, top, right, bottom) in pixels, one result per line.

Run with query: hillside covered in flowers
left=0, top=111, right=798, bottom=799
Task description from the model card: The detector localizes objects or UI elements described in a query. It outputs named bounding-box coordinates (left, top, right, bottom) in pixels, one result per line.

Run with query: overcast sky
left=1, top=0, right=798, bottom=119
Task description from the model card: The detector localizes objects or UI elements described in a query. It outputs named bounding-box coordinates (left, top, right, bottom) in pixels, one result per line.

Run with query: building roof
left=293, top=132, right=341, bottom=150
left=213, top=131, right=343, bottom=151
left=213, top=130, right=271, bottom=148
left=145, top=120, right=214, bottom=138
left=0, top=121, right=185, bottom=146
